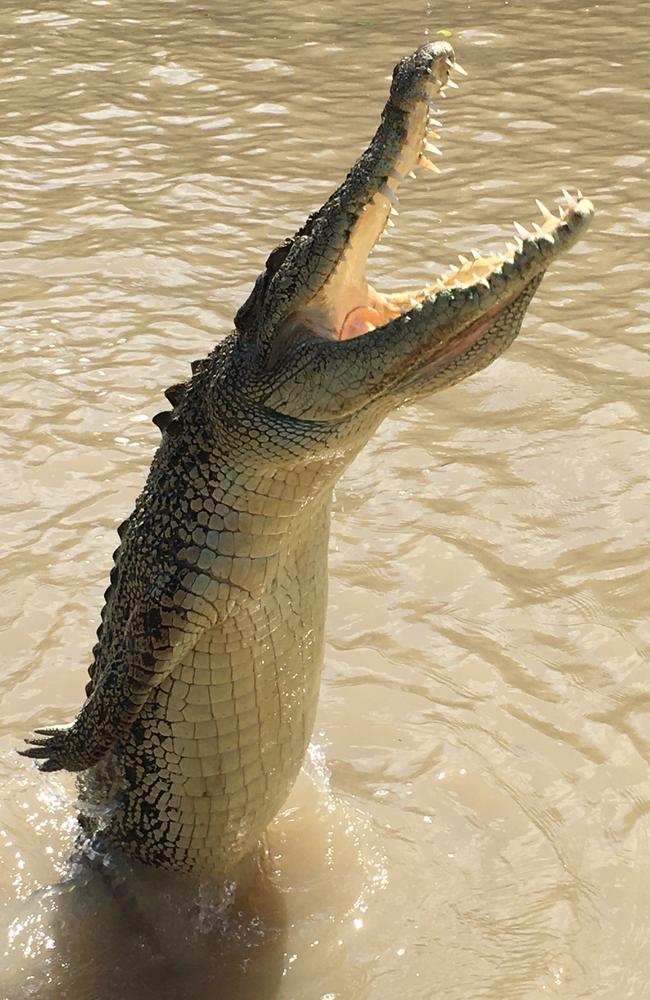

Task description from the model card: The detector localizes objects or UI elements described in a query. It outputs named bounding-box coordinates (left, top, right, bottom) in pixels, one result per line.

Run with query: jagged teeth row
left=425, top=191, right=585, bottom=293
left=377, top=172, right=582, bottom=271
left=509, top=189, right=584, bottom=243
left=379, top=62, right=458, bottom=195
left=418, top=113, right=444, bottom=174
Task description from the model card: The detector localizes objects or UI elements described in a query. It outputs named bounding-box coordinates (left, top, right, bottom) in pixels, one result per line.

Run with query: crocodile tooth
left=424, top=141, right=442, bottom=155
left=471, top=248, right=482, bottom=259
left=452, top=61, right=468, bottom=76
left=387, top=217, right=396, bottom=228
left=535, top=199, right=555, bottom=223
left=426, top=97, right=439, bottom=109
left=418, top=153, right=440, bottom=173
left=380, top=182, right=399, bottom=205
left=428, top=117, right=443, bottom=128
left=391, top=204, right=399, bottom=216
left=561, top=188, right=578, bottom=208
left=513, top=221, right=530, bottom=239
left=408, top=170, right=416, bottom=179
left=427, top=130, right=441, bottom=140
left=446, top=78, right=460, bottom=89
left=506, top=241, right=518, bottom=256
left=458, top=254, right=470, bottom=265
left=533, top=222, right=555, bottom=243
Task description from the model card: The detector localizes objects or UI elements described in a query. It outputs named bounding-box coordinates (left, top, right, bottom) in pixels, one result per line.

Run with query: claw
left=18, top=745, right=52, bottom=759
left=39, top=759, right=64, bottom=773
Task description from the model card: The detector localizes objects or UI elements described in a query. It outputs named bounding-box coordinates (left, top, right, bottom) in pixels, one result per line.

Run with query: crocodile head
left=231, top=42, right=592, bottom=431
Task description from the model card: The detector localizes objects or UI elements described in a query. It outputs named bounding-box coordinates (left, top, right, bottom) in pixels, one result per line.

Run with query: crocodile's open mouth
left=250, top=43, right=594, bottom=419
left=329, top=189, right=590, bottom=345
left=296, top=45, right=593, bottom=356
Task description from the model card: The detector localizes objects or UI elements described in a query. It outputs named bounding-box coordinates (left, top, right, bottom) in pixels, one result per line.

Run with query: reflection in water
left=1, top=0, right=649, bottom=997
left=5, top=850, right=289, bottom=1000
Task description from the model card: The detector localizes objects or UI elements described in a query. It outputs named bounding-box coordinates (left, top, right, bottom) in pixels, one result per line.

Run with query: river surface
left=1, top=1, right=649, bottom=998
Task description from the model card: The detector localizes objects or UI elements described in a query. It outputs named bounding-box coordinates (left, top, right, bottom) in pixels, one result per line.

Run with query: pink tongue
left=339, top=306, right=381, bottom=341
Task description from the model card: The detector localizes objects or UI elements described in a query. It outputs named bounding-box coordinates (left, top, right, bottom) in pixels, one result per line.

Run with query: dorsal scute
left=164, top=382, right=188, bottom=407
left=152, top=410, right=174, bottom=432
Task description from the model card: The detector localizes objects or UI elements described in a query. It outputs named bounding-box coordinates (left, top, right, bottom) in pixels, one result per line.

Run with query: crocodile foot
left=19, top=723, right=102, bottom=772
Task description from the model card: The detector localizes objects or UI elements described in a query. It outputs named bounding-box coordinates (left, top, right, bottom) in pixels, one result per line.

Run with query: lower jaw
left=424, top=288, right=521, bottom=366
left=396, top=273, right=544, bottom=397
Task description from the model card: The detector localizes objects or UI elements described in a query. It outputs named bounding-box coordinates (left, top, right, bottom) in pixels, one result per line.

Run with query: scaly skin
left=22, top=43, right=594, bottom=876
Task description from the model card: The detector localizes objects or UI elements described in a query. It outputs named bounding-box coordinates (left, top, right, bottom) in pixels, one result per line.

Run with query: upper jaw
left=256, top=41, right=458, bottom=344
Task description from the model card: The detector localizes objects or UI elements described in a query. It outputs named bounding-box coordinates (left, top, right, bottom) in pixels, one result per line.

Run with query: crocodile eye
left=235, top=239, right=295, bottom=336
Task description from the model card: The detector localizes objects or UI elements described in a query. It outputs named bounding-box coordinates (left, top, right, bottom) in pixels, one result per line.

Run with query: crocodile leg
left=20, top=571, right=220, bottom=772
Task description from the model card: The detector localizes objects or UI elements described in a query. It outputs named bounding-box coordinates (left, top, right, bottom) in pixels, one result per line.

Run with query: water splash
left=423, top=0, right=433, bottom=37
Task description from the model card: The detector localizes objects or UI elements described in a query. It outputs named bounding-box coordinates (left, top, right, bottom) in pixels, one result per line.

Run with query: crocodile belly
left=94, top=616, right=324, bottom=876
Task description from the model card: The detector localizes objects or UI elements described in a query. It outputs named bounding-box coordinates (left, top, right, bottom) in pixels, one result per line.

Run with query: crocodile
left=21, top=42, right=593, bottom=878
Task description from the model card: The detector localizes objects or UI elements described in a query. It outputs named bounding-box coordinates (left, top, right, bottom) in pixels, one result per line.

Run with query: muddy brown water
left=1, top=1, right=649, bottom=998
